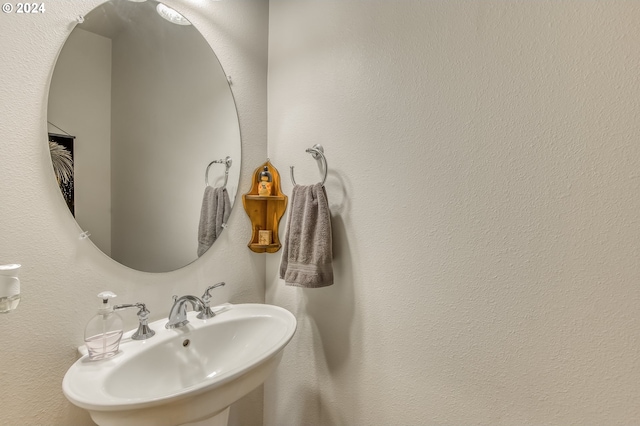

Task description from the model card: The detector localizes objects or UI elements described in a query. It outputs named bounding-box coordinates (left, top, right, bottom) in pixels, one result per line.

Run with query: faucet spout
left=165, top=295, right=205, bottom=329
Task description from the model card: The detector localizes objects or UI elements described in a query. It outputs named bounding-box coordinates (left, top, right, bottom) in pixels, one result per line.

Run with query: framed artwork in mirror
left=48, top=133, right=75, bottom=216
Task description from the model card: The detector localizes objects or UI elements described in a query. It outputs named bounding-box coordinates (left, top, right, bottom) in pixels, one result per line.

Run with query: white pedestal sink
left=63, top=303, right=296, bottom=426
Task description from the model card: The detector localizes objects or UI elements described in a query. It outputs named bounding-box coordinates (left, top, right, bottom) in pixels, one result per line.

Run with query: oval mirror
left=46, top=0, right=241, bottom=273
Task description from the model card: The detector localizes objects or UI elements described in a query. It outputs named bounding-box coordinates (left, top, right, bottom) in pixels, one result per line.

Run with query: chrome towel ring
left=290, top=144, right=328, bottom=186
left=205, top=156, right=232, bottom=188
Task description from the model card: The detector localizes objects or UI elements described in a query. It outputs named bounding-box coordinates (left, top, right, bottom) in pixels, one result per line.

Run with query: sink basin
left=62, top=303, right=296, bottom=426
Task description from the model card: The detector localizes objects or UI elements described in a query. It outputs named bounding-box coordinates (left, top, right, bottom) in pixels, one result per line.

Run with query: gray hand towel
left=197, top=186, right=231, bottom=257
left=279, top=183, right=333, bottom=288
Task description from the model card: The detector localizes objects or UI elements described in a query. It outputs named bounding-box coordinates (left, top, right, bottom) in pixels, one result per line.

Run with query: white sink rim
left=62, top=303, right=296, bottom=412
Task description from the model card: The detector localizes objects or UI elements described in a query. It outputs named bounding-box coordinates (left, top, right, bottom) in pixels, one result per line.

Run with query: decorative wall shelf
left=242, top=161, right=288, bottom=253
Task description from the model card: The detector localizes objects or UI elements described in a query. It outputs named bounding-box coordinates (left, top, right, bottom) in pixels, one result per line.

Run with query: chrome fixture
left=197, top=282, right=226, bottom=319
left=114, top=302, right=156, bottom=340
left=166, top=295, right=204, bottom=329
left=205, top=157, right=232, bottom=188
left=166, top=283, right=225, bottom=329
left=290, top=144, right=328, bottom=186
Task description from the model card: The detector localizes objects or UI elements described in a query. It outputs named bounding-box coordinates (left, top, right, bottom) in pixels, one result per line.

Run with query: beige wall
left=0, top=0, right=268, bottom=425
left=266, top=1, right=640, bottom=425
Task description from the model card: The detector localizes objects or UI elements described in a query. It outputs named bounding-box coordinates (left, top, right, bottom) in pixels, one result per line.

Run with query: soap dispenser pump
left=84, top=291, right=124, bottom=360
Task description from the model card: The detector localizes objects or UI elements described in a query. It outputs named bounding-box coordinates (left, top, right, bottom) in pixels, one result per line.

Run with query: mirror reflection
left=47, top=0, right=241, bottom=273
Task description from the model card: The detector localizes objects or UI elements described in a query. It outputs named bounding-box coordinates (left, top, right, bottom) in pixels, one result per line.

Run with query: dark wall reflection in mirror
left=47, top=0, right=242, bottom=273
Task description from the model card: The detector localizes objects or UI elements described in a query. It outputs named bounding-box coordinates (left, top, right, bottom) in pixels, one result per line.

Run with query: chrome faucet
left=165, top=282, right=225, bottom=329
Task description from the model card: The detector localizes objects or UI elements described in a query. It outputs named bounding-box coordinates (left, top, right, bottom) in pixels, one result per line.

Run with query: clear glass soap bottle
left=84, top=291, right=124, bottom=360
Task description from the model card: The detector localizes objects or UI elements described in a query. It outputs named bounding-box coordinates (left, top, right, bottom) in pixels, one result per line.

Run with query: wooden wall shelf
left=244, top=195, right=287, bottom=201
left=242, top=161, right=288, bottom=253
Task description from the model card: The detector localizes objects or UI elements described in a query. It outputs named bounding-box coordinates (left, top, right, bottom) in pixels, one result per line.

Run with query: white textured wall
left=266, top=1, right=640, bottom=425
left=0, top=1, right=268, bottom=425
left=48, top=28, right=112, bottom=256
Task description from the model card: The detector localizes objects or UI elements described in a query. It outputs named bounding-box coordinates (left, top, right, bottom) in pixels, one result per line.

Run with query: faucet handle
left=201, top=282, right=225, bottom=301
left=114, top=302, right=156, bottom=340
left=197, top=282, right=225, bottom=320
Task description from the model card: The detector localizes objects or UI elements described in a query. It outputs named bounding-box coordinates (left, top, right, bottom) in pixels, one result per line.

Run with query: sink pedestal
left=182, top=407, right=229, bottom=426
left=87, top=352, right=283, bottom=426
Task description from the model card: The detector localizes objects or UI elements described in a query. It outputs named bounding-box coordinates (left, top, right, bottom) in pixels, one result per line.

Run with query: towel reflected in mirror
left=198, top=186, right=231, bottom=257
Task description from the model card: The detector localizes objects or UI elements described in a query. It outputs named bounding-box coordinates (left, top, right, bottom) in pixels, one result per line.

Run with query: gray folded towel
left=197, top=186, right=231, bottom=257
left=279, top=183, right=333, bottom=288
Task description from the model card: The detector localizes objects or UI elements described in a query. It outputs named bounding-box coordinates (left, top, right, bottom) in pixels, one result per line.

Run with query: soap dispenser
left=84, top=291, right=124, bottom=360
